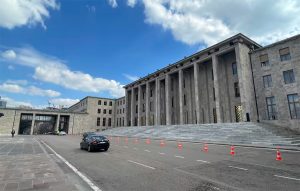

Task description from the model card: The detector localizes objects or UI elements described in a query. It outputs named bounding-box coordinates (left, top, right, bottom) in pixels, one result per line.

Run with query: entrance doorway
left=19, top=114, right=33, bottom=135
left=235, top=105, right=242, bottom=122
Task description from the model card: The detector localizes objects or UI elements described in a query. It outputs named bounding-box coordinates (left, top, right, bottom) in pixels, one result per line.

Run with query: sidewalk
left=0, top=136, right=92, bottom=191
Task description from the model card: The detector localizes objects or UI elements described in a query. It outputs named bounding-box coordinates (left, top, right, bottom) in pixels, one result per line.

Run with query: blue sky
left=0, top=0, right=299, bottom=108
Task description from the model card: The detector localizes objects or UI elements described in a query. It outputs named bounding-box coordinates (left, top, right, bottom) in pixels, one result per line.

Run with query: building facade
left=251, top=35, right=300, bottom=132
left=115, top=97, right=126, bottom=127
left=68, top=96, right=116, bottom=131
left=124, top=33, right=300, bottom=132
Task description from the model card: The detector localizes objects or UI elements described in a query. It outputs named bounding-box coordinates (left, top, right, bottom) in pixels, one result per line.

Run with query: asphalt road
left=38, top=135, right=300, bottom=191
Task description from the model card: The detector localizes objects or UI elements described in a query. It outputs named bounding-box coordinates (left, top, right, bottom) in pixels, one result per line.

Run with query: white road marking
left=196, top=160, right=210, bottom=163
left=174, top=155, right=184, bottom=159
left=127, top=160, right=155, bottom=170
left=274, top=175, right=300, bottom=181
left=123, top=146, right=128, bottom=148
left=159, top=152, right=165, bottom=155
left=228, top=166, right=248, bottom=171
left=133, top=147, right=138, bottom=150
left=144, top=149, right=151, bottom=152
left=40, top=140, right=102, bottom=191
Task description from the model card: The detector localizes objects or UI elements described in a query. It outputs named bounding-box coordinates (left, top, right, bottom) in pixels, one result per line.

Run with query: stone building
left=0, top=108, right=88, bottom=135
left=124, top=33, right=300, bottom=132
left=251, top=35, right=300, bottom=132
left=125, top=33, right=261, bottom=127
left=115, top=97, right=126, bottom=127
left=68, top=96, right=116, bottom=132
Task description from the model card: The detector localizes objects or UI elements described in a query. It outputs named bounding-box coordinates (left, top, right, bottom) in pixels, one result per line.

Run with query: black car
left=0, top=113, right=4, bottom=118
left=80, top=135, right=110, bottom=152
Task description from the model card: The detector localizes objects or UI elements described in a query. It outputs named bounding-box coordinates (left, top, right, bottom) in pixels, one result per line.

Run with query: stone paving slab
left=0, top=136, right=92, bottom=191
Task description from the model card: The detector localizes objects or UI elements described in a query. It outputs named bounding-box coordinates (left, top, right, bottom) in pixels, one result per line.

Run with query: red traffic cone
left=203, top=143, right=208, bottom=152
left=146, top=138, right=151, bottom=144
left=276, top=149, right=282, bottom=161
left=230, top=145, right=235, bottom=156
left=160, top=140, right=165, bottom=147
left=177, top=142, right=183, bottom=150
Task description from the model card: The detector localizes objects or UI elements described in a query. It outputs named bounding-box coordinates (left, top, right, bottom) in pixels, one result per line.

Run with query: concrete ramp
left=102, top=123, right=300, bottom=149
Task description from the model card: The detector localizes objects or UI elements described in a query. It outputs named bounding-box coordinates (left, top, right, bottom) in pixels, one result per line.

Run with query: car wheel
left=88, top=145, right=92, bottom=152
left=104, top=147, right=108, bottom=152
left=80, top=145, right=83, bottom=150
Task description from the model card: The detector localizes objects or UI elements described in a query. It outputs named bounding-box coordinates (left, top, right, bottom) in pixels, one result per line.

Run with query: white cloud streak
left=123, top=74, right=139, bottom=81
left=127, top=0, right=137, bottom=7
left=0, top=47, right=125, bottom=98
left=0, top=82, right=61, bottom=97
left=108, top=0, right=118, bottom=8
left=49, top=98, right=80, bottom=107
left=0, top=0, right=59, bottom=29
left=1, top=96, right=33, bottom=108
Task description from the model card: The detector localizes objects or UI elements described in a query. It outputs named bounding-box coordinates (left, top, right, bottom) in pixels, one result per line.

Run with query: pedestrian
left=11, top=129, right=15, bottom=138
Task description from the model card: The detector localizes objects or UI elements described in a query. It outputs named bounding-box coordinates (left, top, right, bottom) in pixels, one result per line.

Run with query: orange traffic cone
left=146, top=138, right=151, bottom=144
left=177, top=142, right=183, bottom=150
left=276, top=149, right=282, bottom=161
left=203, top=143, right=208, bottom=152
left=230, top=145, right=235, bottom=156
left=160, top=140, right=165, bottom=147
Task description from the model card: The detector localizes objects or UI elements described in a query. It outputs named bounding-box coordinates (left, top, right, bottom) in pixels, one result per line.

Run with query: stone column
left=125, top=90, right=128, bottom=126
left=212, top=54, right=222, bottom=123
left=30, top=113, right=35, bottom=135
left=165, top=74, right=171, bottom=125
left=137, top=85, right=142, bottom=126
left=178, top=69, right=184, bottom=124
left=145, top=82, right=150, bottom=126
left=155, top=78, right=161, bottom=126
left=55, top=114, right=60, bottom=132
left=194, top=63, right=201, bottom=124
left=130, top=88, right=135, bottom=126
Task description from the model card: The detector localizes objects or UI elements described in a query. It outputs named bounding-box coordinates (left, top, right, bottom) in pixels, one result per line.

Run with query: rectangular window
left=109, top=101, right=112, bottom=106
left=123, top=108, right=125, bottom=113
left=136, top=105, right=138, bottom=113
left=213, top=88, right=215, bottom=101
left=283, top=69, right=295, bottom=84
left=103, top=109, right=106, bottom=114
left=102, top=118, right=106, bottom=126
left=98, top=100, right=101, bottom=105
left=287, top=94, right=300, bottom=119
left=171, top=97, right=174, bottom=108
left=98, top=109, right=101, bottom=114
left=279, top=47, right=291, bottom=61
left=104, top=101, right=107, bottom=105
left=108, top=118, right=112, bottom=126
left=266, top=96, right=277, bottom=120
left=97, top=117, right=100, bottom=126
left=150, top=89, right=153, bottom=97
left=232, top=62, right=237, bottom=75
left=184, top=94, right=186, bottom=106
left=234, top=82, right=240, bottom=97
left=142, top=104, right=145, bottom=112
left=212, top=69, right=214, bottom=80
left=109, top=110, right=112, bottom=114
left=260, top=54, right=270, bottom=67
left=136, top=94, right=138, bottom=101
left=150, top=101, right=152, bottom=111
left=183, top=79, right=186, bottom=88
left=263, top=75, right=272, bottom=88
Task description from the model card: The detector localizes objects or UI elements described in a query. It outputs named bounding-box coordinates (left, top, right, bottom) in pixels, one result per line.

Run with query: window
left=104, top=101, right=107, bottom=105
left=123, top=108, right=125, bottom=113
left=279, top=47, right=291, bottom=61
left=184, top=94, right=186, bottom=106
left=98, top=100, right=101, bottom=105
left=263, top=75, right=272, bottom=88
left=213, top=88, right=215, bottom=101
left=123, top=100, right=125, bottom=104
left=212, top=69, right=214, bottom=80
left=109, top=110, right=112, bottom=114
left=283, top=70, right=295, bottom=84
left=97, top=117, right=100, bottom=126
left=143, top=91, right=145, bottom=99
left=150, top=101, right=152, bottom=112
left=97, top=109, right=101, bottom=114
left=136, top=94, right=138, bottom=101
left=150, top=89, right=153, bottom=97
left=142, top=104, right=145, bottom=112
left=232, top=62, right=237, bottom=75
left=183, top=79, right=186, bottom=88
left=260, top=54, right=270, bottom=67
left=109, top=101, right=112, bottom=106
left=103, top=109, right=106, bottom=114
left=266, top=96, right=277, bottom=120
left=287, top=94, right=300, bottom=119
left=171, top=97, right=174, bottom=108
left=102, top=118, right=106, bottom=126
left=136, top=105, right=138, bottom=113
left=108, top=118, right=112, bottom=126
left=234, top=82, right=240, bottom=97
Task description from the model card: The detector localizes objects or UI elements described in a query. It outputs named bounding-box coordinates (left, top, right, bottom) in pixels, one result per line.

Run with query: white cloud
left=108, top=0, right=118, bottom=8
left=0, top=82, right=61, bottom=97
left=49, top=98, right=80, bottom=107
left=5, top=79, right=28, bottom=85
left=123, top=74, right=139, bottom=81
left=1, top=96, right=33, bottom=108
left=127, top=0, right=137, bottom=7
left=0, top=47, right=125, bottom=98
left=139, top=0, right=300, bottom=46
left=0, top=0, right=59, bottom=29
left=1, top=50, right=16, bottom=59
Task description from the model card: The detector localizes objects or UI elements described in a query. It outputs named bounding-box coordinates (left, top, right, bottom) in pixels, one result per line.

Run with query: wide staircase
left=102, top=122, right=300, bottom=149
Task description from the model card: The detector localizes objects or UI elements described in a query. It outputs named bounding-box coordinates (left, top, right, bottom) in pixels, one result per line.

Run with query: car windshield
left=91, top=136, right=106, bottom=141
